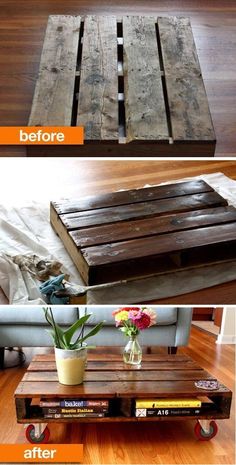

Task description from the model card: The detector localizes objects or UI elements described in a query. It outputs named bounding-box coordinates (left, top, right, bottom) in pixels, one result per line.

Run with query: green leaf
left=62, top=314, right=92, bottom=346
left=46, top=329, right=67, bottom=349
left=78, top=322, right=104, bottom=345
left=70, top=343, right=96, bottom=350
left=44, top=307, right=68, bottom=349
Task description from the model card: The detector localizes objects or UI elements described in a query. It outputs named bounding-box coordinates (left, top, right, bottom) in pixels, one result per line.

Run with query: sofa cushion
left=82, top=307, right=178, bottom=326
left=0, top=307, right=79, bottom=325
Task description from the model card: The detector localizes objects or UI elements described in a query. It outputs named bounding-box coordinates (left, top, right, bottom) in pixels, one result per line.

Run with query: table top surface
left=15, top=353, right=231, bottom=399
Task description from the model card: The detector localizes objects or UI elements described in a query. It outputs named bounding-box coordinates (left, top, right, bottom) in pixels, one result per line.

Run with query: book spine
left=42, top=407, right=108, bottom=414
left=40, top=401, right=60, bottom=407
left=40, top=399, right=109, bottom=407
left=44, top=413, right=105, bottom=419
left=61, top=400, right=109, bottom=408
left=135, top=408, right=201, bottom=417
left=136, top=402, right=201, bottom=408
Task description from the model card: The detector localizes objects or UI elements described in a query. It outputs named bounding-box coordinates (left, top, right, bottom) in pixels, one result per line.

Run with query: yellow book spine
left=136, top=400, right=201, bottom=408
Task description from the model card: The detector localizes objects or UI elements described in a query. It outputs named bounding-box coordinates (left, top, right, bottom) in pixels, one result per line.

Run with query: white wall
left=216, top=307, right=236, bottom=344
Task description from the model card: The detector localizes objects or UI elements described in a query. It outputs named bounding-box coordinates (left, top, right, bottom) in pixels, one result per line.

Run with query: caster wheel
left=25, top=425, right=50, bottom=444
left=194, top=420, right=218, bottom=441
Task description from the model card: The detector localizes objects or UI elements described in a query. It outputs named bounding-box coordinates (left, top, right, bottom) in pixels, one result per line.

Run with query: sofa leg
left=168, top=346, right=178, bottom=354
left=0, top=348, right=5, bottom=369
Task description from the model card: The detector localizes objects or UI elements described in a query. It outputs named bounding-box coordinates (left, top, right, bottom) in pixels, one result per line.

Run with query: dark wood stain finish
left=14, top=354, right=232, bottom=424
left=50, top=180, right=236, bottom=285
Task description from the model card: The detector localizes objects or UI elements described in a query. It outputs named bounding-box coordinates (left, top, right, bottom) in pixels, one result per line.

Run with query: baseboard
left=216, top=334, right=236, bottom=344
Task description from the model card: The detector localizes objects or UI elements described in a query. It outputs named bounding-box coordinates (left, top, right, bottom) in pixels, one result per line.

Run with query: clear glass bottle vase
left=123, top=336, right=142, bottom=366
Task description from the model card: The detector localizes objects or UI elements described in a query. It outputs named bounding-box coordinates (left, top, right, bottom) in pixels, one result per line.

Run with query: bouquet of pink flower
left=112, top=307, right=157, bottom=337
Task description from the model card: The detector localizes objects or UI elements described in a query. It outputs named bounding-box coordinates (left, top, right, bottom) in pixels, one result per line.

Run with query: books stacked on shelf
left=135, top=398, right=202, bottom=417
left=40, top=399, right=109, bottom=419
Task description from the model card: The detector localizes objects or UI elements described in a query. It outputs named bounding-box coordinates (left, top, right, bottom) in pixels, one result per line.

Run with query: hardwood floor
left=0, top=326, right=234, bottom=464
left=0, top=159, right=236, bottom=304
left=0, top=0, right=236, bottom=156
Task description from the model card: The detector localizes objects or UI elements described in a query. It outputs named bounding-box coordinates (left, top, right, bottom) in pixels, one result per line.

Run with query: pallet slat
left=158, top=16, right=215, bottom=142
left=28, top=360, right=202, bottom=372
left=76, top=16, right=119, bottom=141
left=70, top=206, right=236, bottom=248
left=52, top=180, right=214, bottom=214
left=22, top=369, right=214, bottom=383
left=83, top=223, right=236, bottom=266
left=29, top=15, right=81, bottom=126
left=59, top=192, right=227, bottom=230
left=122, top=16, right=169, bottom=142
left=15, top=380, right=230, bottom=398
left=32, top=354, right=193, bottom=362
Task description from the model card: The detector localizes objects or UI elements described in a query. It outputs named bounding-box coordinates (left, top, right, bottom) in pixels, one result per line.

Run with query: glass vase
left=123, top=336, right=142, bottom=366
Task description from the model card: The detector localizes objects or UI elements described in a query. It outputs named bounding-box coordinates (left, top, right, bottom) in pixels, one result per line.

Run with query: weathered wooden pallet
left=28, top=15, right=215, bottom=157
left=50, top=180, right=236, bottom=286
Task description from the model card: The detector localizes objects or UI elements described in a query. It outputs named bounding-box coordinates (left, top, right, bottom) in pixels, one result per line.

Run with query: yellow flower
left=115, top=310, right=129, bottom=322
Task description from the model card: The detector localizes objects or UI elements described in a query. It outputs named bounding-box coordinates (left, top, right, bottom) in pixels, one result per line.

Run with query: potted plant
left=44, top=307, right=103, bottom=385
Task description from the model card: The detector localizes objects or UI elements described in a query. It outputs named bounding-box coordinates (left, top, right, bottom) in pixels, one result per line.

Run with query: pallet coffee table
left=28, top=15, right=215, bottom=157
left=15, top=353, right=232, bottom=443
left=50, top=179, right=236, bottom=287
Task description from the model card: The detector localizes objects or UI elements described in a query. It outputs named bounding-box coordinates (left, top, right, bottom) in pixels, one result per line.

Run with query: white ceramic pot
left=55, top=346, right=87, bottom=385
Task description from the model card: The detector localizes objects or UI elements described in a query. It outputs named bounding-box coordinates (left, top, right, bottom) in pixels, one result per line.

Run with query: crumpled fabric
left=0, top=172, right=236, bottom=304
left=39, top=274, right=69, bottom=305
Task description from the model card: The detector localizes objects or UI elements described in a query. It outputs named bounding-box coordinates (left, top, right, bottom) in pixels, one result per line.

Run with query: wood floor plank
left=70, top=206, right=236, bottom=248
left=158, top=16, right=215, bottom=142
left=76, top=15, right=118, bottom=141
left=52, top=180, right=214, bottom=215
left=59, top=191, right=227, bottom=230
left=122, top=16, right=169, bottom=142
left=29, top=15, right=81, bottom=125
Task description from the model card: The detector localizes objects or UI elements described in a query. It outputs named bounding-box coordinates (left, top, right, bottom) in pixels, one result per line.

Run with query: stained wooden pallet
left=15, top=354, right=232, bottom=424
left=28, top=15, right=215, bottom=157
left=50, top=179, right=236, bottom=286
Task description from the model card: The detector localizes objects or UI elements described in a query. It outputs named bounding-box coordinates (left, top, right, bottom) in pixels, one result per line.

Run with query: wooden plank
left=27, top=140, right=216, bottom=157
left=70, top=206, right=236, bottom=248
left=22, top=369, right=214, bottom=383
left=52, top=180, right=213, bottom=215
left=15, top=380, right=230, bottom=398
left=33, top=354, right=192, bottom=363
left=158, top=16, right=215, bottom=142
left=122, top=16, right=169, bottom=142
left=28, top=360, right=202, bottom=372
left=77, top=16, right=119, bottom=141
left=83, top=223, right=236, bottom=267
left=29, top=15, right=81, bottom=125
left=59, top=192, right=227, bottom=230
left=16, top=411, right=231, bottom=424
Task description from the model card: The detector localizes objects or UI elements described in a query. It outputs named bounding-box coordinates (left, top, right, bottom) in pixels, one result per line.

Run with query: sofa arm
left=174, top=308, right=193, bottom=347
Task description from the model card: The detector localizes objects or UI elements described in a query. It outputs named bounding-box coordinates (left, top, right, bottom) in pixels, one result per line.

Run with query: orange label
left=0, top=127, right=84, bottom=145
left=0, top=444, right=83, bottom=463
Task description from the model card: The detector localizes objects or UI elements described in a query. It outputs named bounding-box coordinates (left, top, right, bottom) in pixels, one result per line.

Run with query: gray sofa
left=0, top=306, right=192, bottom=368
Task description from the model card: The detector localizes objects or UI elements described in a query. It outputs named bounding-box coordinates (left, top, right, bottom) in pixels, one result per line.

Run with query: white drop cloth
left=0, top=172, right=236, bottom=304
